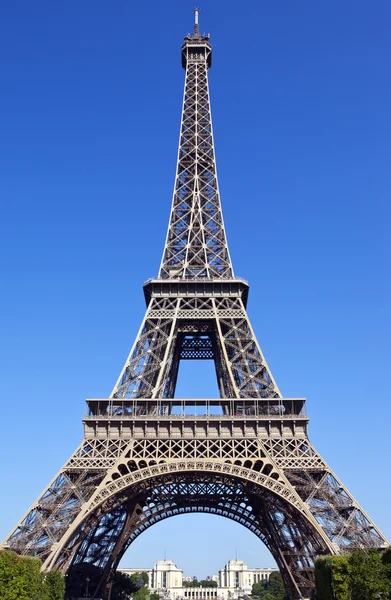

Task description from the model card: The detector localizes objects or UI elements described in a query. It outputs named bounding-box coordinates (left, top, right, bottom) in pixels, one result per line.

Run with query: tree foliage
left=315, top=548, right=391, bottom=600
left=132, top=586, right=149, bottom=600
left=349, top=549, right=390, bottom=600
left=382, top=547, right=391, bottom=585
left=251, top=571, right=285, bottom=600
left=111, top=570, right=150, bottom=600
left=43, top=570, right=66, bottom=600
left=184, top=578, right=200, bottom=587
left=183, top=578, right=217, bottom=588
left=0, top=550, right=65, bottom=600
left=199, top=580, right=218, bottom=588
left=111, top=572, right=136, bottom=600
left=314, top=556, right=350, bottom=600
left=110, top=571, right=147, bottom=600
left=252, top=581, right=265, bottom=597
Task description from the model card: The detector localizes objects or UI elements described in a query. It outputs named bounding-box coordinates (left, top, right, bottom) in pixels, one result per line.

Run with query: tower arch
left=47, top=465, right=333, bottom=599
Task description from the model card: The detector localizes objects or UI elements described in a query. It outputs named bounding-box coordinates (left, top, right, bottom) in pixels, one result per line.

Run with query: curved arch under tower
left=48, top=466, right=332, bottom=599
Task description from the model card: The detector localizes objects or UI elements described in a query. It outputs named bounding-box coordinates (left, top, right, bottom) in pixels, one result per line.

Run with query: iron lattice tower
left=2, top=11, right=388, bottom=600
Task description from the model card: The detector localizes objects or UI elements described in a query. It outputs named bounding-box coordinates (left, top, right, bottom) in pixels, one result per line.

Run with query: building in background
left=120, top=559, right=183, bottom=590
left=218, top=560, right=277, bottom=592
left=119, top=558, right=278, bottom=599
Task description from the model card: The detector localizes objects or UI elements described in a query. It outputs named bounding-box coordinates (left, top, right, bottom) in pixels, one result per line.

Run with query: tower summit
left=182, top=7, right=212, bottom=69
left=2, top=11, right=388, bottom=600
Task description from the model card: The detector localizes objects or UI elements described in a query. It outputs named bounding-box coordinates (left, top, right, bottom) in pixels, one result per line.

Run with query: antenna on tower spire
left=194, top=7, right=200, bottom=35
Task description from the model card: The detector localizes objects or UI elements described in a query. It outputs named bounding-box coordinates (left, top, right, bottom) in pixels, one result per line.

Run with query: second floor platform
left=82, top=397, right=309, bottom=440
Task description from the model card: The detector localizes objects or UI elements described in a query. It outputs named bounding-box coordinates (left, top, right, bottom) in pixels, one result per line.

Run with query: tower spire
left=194, top=7, right=200, bottom=36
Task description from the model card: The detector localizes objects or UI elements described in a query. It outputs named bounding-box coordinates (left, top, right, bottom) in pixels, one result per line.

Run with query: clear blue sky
left=0, top=0, right=390, bottom=579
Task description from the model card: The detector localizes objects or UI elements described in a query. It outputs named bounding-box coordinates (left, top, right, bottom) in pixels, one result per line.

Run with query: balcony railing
left=84, top=398, right=307, bottom=420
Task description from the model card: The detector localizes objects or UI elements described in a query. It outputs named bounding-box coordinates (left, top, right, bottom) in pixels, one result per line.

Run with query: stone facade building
left=219, top=559, right=277, bottom=591
left=120, top=559, right=183, bottom=590
left=119, top=558, right=278, bottom=599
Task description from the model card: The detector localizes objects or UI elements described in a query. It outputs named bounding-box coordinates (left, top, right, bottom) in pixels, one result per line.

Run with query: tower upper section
left=181, top=8, right=212, bottom=70
left=159, top=10, right=233, bottom=280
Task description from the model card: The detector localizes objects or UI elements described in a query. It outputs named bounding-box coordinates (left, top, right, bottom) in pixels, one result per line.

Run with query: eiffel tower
left=2, top=10, right=388, bottom=600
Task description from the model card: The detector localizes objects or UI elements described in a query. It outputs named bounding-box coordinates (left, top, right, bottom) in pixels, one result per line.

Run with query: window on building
left=162, top=573, right=167, bottom=588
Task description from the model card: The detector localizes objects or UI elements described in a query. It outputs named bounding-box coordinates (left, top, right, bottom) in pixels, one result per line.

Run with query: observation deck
left=83, top=397, right=309, bottom=441
left=182, top=8, right=212, bottom=69
left=143, top=277, right=249, bottom=307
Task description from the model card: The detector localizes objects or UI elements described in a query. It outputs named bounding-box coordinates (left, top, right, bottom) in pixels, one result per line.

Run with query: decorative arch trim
left=96, top=459, right=305, bottom=513
left=43, top=458, right=334, bottom=573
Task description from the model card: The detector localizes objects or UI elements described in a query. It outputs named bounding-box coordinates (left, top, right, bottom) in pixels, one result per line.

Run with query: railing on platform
left=84, top=398, right=307, bottom=419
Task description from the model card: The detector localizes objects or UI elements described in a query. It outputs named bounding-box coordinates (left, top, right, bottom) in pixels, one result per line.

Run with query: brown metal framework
left=1, top=10, right=388, bottom=600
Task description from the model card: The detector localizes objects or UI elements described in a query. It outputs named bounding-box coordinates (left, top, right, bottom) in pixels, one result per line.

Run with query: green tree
left=150, top=593, right=160, bottom=600
left=382, top=548, right=391, bottom=567
left=199, top=580, right=217, bottom=588
left=314, top=555, right=350, bottom=600
left=184, top=578, right=200, bottom=588
left=0, top=549, right=63, bottom=600
left=43, top=570, right=66, bottom=600
left=130, top=573, right=147, bottom=590
left=140, top=572, right=149, bottom=586
left=251, top=572, right=284, bottom=600
left=382, top=547, right=391, bottom=584
left=330, top=556, right=351, bottom=600
left=23, top=555, right=43, bottom=600
left=252, top=581, right=266, bottom=597
left=315, top=551, right=391, bottom=600
left=133, top=586, right=149, bottom=600
left=349, top=549, right=390, bottom=600
left=111, top=571, right=144, bottom=600
left=267, top=572, right=285, bottom=599
left=0, top=549, right=44, bottom=600
left=0, top=549, right=27, bottom=600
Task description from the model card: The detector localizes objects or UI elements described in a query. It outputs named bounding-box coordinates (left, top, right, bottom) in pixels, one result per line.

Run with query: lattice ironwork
left=2, top=10, right=388, bottom=600
left=110, top=295, right=279, bottom=400
left=159, top=35, right=232, bottom=281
